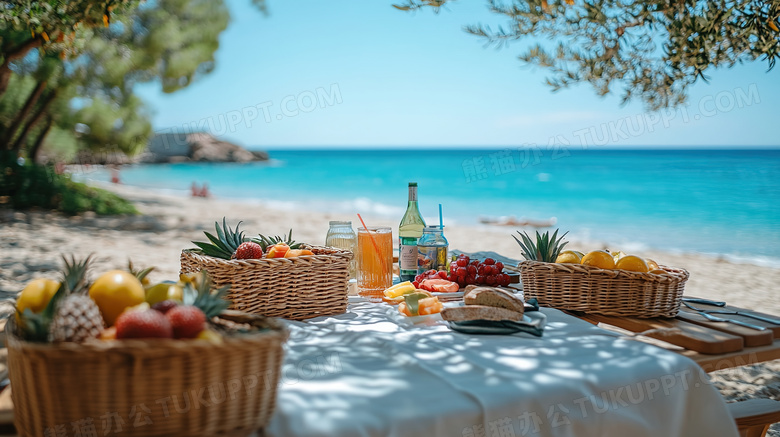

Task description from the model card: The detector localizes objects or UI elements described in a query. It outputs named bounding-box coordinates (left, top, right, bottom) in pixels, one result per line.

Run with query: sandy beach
left=3, top=182, right=778, bottom=314
left=0, top=182, right=778, bottom=434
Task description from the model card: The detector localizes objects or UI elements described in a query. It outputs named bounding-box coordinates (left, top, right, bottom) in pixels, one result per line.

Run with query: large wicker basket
left=518, top=260, right=689, bottom=318
left=7, top=312, right=288, bottom=437
left=181, top=245, right=352, bottom=321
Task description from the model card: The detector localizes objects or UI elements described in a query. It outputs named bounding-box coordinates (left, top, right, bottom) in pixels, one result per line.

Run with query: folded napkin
left=446, top=298, right=546, bottom=337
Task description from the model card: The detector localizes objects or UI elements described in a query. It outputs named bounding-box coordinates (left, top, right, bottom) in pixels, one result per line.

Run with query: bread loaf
left=441, top=305, right=524, bottom=322
left=464, top=287, right=525, bottom=315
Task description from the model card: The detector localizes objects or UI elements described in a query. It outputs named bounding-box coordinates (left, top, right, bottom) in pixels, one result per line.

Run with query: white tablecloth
left=265, top=299, right=739, bottom=437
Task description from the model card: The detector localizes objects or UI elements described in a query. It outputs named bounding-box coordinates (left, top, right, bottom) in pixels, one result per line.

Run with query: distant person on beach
left=110, top=166, right=121, bottom=184
left=191, top=182, right=211, bottom=198
left=199, top=183, right=210, bottom=198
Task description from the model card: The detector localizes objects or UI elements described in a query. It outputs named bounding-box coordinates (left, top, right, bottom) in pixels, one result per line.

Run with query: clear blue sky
left=135, top=0, right=780, bottom=148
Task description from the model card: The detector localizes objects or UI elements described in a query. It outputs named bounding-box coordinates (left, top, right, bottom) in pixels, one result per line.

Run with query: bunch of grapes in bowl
left=448, top=254, right=511, bottom=288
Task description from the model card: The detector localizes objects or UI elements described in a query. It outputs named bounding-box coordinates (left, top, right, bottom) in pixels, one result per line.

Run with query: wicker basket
left=181, top=245, right=352, bottom=321
left=518, top=260, right=689, bottom=318
left=7, top=312, right=288, bottom=437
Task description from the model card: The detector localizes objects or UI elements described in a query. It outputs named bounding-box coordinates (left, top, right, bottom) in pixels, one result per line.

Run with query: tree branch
left=10, top=90, right=58, bottom=153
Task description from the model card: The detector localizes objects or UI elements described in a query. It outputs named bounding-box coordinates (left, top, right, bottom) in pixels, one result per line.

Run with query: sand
left=0, top=182, right=778, bottom=435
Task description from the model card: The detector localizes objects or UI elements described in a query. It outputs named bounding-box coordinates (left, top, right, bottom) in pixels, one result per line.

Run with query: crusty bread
left=441, top=305, right=524, bottom=322
left=464, top=287, right=525, bottom=315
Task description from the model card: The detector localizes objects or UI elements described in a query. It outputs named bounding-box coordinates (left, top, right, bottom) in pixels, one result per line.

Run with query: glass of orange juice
left=356, top=227, right=393, bottom=302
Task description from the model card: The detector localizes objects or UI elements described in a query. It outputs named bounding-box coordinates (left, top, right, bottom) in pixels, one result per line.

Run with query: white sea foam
left=335, top=197, right=404, bottom=217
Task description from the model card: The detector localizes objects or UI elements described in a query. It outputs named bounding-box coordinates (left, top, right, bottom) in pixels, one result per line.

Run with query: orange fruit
left=89, top=270, right=145, bottom=326
left=646, top=259, right=660, bottom=270
left=648, top=268, right=668, bottom=275
left=266, top=243, right=290, bottom=258
left=556, top=250, right=582, bottom=264
left=615, top=255, right=649, bottom=273
left=581, top=250, right=616, bottom=269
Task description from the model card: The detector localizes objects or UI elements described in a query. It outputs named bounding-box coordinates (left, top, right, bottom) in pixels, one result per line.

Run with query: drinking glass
left=356, top=227, right=393, bottom=302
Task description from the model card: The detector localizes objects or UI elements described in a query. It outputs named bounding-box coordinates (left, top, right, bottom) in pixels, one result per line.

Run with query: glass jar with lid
left=417, top=225, right=448, bottom=274
left=325, top=221, right=357, bottom=279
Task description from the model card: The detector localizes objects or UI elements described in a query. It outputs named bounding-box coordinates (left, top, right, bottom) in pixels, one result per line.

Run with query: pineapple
left=191, top=218, right=247, bottom=259
left=252, top=229, right=304, bottom=251
left=49, top=295, right=104, bottom=342
left=17, top=255, right=104, bottom=343
left=181, top=270, right=230, bottom=318
left=49, top=256, right=104, bottom=343
left=128, top=260, right=155, bottom=286
left=513, top=229, right=569, bottom=262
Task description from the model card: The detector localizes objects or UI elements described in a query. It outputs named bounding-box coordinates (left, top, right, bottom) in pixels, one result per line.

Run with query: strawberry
left=115, top=309, right=173, bottom=339
left=233, top=242, right=264, bottom=260
left=166, top=305, right=206, bottom=339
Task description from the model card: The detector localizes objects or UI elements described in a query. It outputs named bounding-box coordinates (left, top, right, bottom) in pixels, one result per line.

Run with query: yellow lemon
left=556, top=250, right=582, bottom=264
left=17, top=278, right=60, bottom=315
left=581, top=250, right=616, bottom=269
left=89, top=270, right=145, bottom=326
left=571, top=251, right=585, bottom=259
left=648, top=268, right=668, bottom=275
left=145, top=282, right=184, bottom=305
left=646, top=259, right=660, bottom=270
left=615, top=255, right=650, bottom=273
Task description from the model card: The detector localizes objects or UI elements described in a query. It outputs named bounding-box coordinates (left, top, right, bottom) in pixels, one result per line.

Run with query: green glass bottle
left=399, top=182, right=426, bottom=281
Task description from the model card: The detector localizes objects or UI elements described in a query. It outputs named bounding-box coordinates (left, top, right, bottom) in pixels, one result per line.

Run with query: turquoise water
left=81, top=149, right=780, bottom=264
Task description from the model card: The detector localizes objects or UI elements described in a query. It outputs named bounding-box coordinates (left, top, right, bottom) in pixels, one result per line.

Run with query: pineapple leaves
left=191, top=218, right=248, bottom=260
left=514, top=228, right=569, bottom=262
left=215, top=219, right=228, bottom=246
left=128, top=261, right=154, bottom=283
left=192, top=218, right=305, bottom=258
left=182, top=270, right=231, bottom=318
left=253, top=229, right=303, bottom=250
left=18, top=308, right=51, bottom=343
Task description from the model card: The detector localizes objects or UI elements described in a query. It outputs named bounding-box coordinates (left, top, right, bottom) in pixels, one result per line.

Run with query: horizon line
left=255, top=145, right=780, bottom=151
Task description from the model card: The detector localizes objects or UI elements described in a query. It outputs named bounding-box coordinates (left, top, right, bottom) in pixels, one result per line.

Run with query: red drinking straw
left=357, top=214, right=388, bottom=274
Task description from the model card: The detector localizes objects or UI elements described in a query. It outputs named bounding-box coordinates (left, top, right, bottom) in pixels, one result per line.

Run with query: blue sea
left=80, top=149, right=780, bottom=266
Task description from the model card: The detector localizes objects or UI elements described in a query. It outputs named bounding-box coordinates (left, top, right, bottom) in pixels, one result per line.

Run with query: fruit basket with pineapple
left=514, top=230, right=689, bottom=318
left=180, top=218, right=353, bottom=321
left=7, top=257, right=288, bottom=437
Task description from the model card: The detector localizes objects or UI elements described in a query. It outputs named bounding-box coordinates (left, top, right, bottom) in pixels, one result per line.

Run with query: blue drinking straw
left=439, top=204, right=443, bottom=229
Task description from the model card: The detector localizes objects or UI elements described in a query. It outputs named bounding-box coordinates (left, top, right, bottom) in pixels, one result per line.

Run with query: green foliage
left=72, top=94, right=152, bottom=156
left=1, top=0, right=230, bottom=162
left=396, top=0, right=780, bottom=110
left=0, top=151, right=137, bottom=215
left=0, top=0, right=139, bottom=44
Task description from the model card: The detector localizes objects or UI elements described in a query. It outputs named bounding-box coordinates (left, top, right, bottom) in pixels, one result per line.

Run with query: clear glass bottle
left=417, top=226, right=448, bottom=273
left=398, top=182, right=426, bottom=282
left=325, top=221, right=357, bottom=279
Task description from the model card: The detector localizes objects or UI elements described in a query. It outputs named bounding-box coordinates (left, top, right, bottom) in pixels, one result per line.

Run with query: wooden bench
left=563, top=301, right=780, bottom=437
left=728, top=399, right=780, bottom=437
